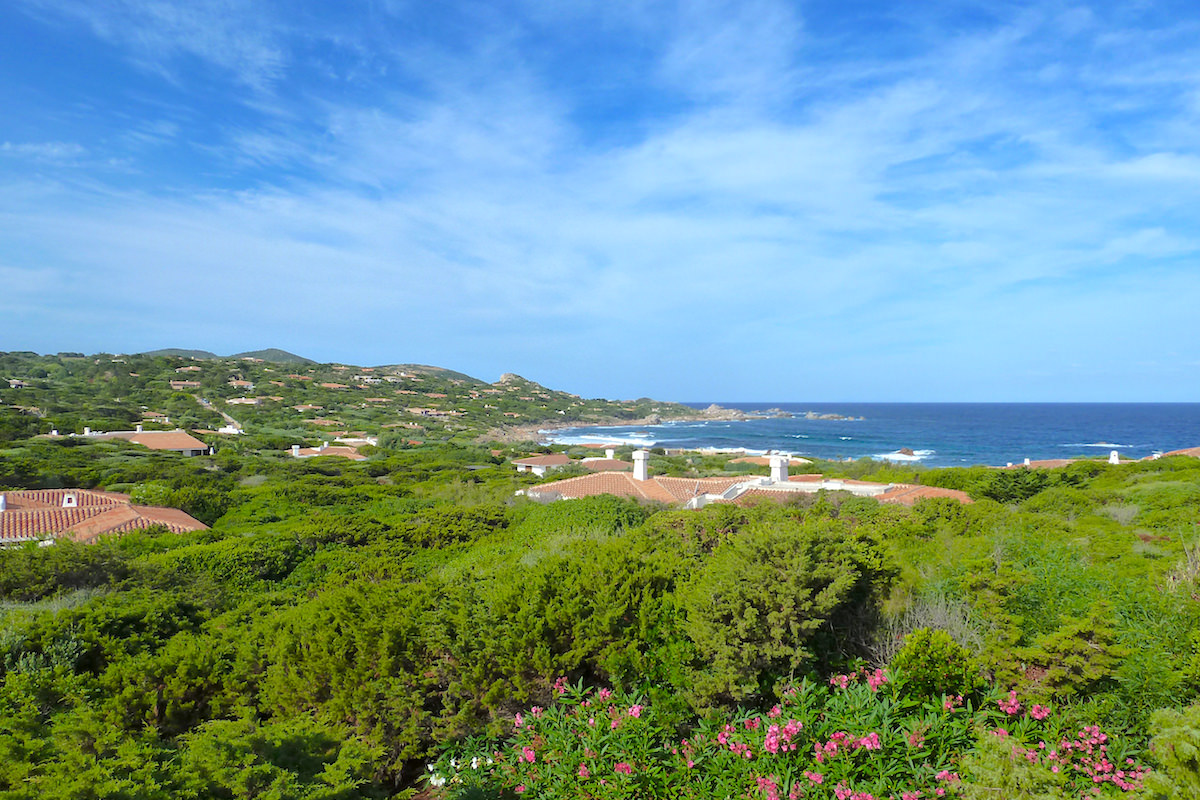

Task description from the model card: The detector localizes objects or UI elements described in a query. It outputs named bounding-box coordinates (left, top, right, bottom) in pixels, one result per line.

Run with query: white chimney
left=606, top=448, right=615, bottom=460
left=62, top=493, right=77, bottom=508
left=632, top=449, right=650, bottom=481
left=1023, top=457, right=1031, bottom=466
left=769, top=455, right=789, bottom=483
left=0, top=494, right=6, bottom=512
left=1109, top=450, right=1120, bottom=465
left=50, top=429, right=58, bottom=436
left=83, top=427, right=91, bottom=436
left=292, top=444, right=301, bottom=457
left=136, top=424, right=143, bottom=433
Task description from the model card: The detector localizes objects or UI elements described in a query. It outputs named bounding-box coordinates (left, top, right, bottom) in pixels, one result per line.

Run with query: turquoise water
left=545, top=403, right=1200, bottom=468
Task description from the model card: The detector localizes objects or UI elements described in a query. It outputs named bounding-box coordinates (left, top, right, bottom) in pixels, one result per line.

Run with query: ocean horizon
left=544, top=402, right=1200, bottom=468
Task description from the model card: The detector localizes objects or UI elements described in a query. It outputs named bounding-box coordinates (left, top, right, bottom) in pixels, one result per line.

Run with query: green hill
left=375, top=363, right=486, bottom=384
left=139, top=348, right=220, bottom=359
left=230, top=349, right=314, bottom=364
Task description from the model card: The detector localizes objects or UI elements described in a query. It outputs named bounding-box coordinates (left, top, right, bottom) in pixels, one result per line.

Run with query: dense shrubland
left=2, top=439, right=1200, bottom=797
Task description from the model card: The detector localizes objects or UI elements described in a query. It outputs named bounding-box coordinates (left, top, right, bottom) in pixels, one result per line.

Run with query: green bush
left=890, top=627, right=983, bottom=700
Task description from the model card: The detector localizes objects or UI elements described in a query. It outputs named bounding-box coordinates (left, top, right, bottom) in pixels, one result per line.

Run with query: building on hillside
left=522, top=452, right=972, bottom=509
left=80, top=427, right=210, bottom=456
left=0, top=489, right=207, bottom=545
left=290, top=443, right=367, bottom=461
left=1001, top=449, right=1126, bottom=468
left=169, top=380, right=201, bottom=390
left=512, top=454, right=573, bottom=477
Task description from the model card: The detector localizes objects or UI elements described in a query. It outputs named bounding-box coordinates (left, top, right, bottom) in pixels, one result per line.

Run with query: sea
left=544, top=403, right=1200, bottom=468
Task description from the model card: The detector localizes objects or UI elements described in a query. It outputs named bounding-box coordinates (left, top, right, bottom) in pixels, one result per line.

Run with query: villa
left=0, top=489, right=207, bottom=545
left=522, top=452, right=971, bottom=509
left=512, top=454, right=573, bottom=476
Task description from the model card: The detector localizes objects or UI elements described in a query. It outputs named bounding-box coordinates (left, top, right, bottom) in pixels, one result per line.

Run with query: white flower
left=430, top=774, right=446, bottom=787
left=471, top=757, right=480, bottom=770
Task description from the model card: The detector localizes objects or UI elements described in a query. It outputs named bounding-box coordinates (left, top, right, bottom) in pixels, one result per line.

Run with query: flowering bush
left=428, top=671, right=1150, bottom=799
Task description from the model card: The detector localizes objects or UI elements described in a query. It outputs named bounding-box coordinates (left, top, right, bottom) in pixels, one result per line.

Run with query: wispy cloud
left=14, top=0, right=288, bottom=89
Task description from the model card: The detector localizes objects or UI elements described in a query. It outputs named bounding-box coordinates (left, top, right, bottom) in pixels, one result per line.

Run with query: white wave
left=548, top=433, right=658, bottom=447
left=789, top=434, right=810, bottom=439
left=839, top=436, right=853, bottom=441
left=872, top=449, right=935, bottom=462
left=1059, top=442, right=1133, bottom=448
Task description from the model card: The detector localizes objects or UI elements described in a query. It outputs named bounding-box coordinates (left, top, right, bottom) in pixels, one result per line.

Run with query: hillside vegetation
left=2, top=352, right=1200, bottom=798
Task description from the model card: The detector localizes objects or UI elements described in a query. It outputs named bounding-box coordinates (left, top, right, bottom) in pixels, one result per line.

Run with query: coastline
left=478, top=404, right=769, bottom=445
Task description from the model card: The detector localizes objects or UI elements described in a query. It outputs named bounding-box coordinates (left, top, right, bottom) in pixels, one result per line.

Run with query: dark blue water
left=546, top=404, right=1200, bottom=468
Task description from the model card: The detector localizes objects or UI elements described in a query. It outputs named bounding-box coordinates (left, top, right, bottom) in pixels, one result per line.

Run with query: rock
left=898, top=447, right=915, bottom=456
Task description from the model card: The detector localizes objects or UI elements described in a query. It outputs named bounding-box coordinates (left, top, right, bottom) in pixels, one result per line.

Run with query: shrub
left=890, top=628, right=983, bottom=700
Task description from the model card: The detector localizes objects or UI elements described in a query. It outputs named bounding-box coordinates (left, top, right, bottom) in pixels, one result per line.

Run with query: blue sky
left=2, top=1, right=1199, bottom=401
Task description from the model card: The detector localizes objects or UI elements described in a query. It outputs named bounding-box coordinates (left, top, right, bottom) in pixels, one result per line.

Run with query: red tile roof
left=293, top=445, right=366, bottom=461
left=0, top=489, right=207, bottom=543
left=526, top=472, right=972, bottom=508
left=95, top=430, right=208, bottom=452
left=513, top=454, right=573, bottom=467
left=873, top=484, right=974, bottom=506
left=580, top=459, right=631, bottom=471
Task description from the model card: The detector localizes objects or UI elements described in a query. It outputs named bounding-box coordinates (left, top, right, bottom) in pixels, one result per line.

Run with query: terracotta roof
left=526, top=473, right=746, bottom=505
left=513, top=454, right=573, bottom=467
left=0, top=489, right=206, bottom=543
left=129, top=431, right=208, bottom=452
left=873, top=484, right=974, bottom=506
left=293, top=445, right=366, bottom=461
left=580, top=459, right=631, bottom=471
left=526, top=472, right=972, bottom=509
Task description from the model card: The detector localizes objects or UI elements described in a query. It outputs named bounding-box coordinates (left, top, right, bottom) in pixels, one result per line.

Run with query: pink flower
left=578, top=764, right=590, bottom=778
left=552, top=676, right=569, bottom=695
left=515, top=785, right=526, bottom=794
left=768, top=704, right=782, bottom=718
left=858, top=732, right=882, bottom=751
left=588, top=717, right=595, bottom=727
left=514, top=713, right=524, bottom=729
left=521, top=746, right=536, bottom=764
left=866, top=668, right=888, bottom=692
left=998, top=690, right=1022, bottom=715
left=1030, top=704, right=1051, bottom=720
left=598, top=688, right=612, bottom=700
left=902, top=793, right=922, bottom=800
left=804, top=771, right=824, bottom=784
left=530, top=705, right=544, bottom=717
left=628, top=704, right=643, bottom=718
left=614, top=762, right=633, bottom=775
